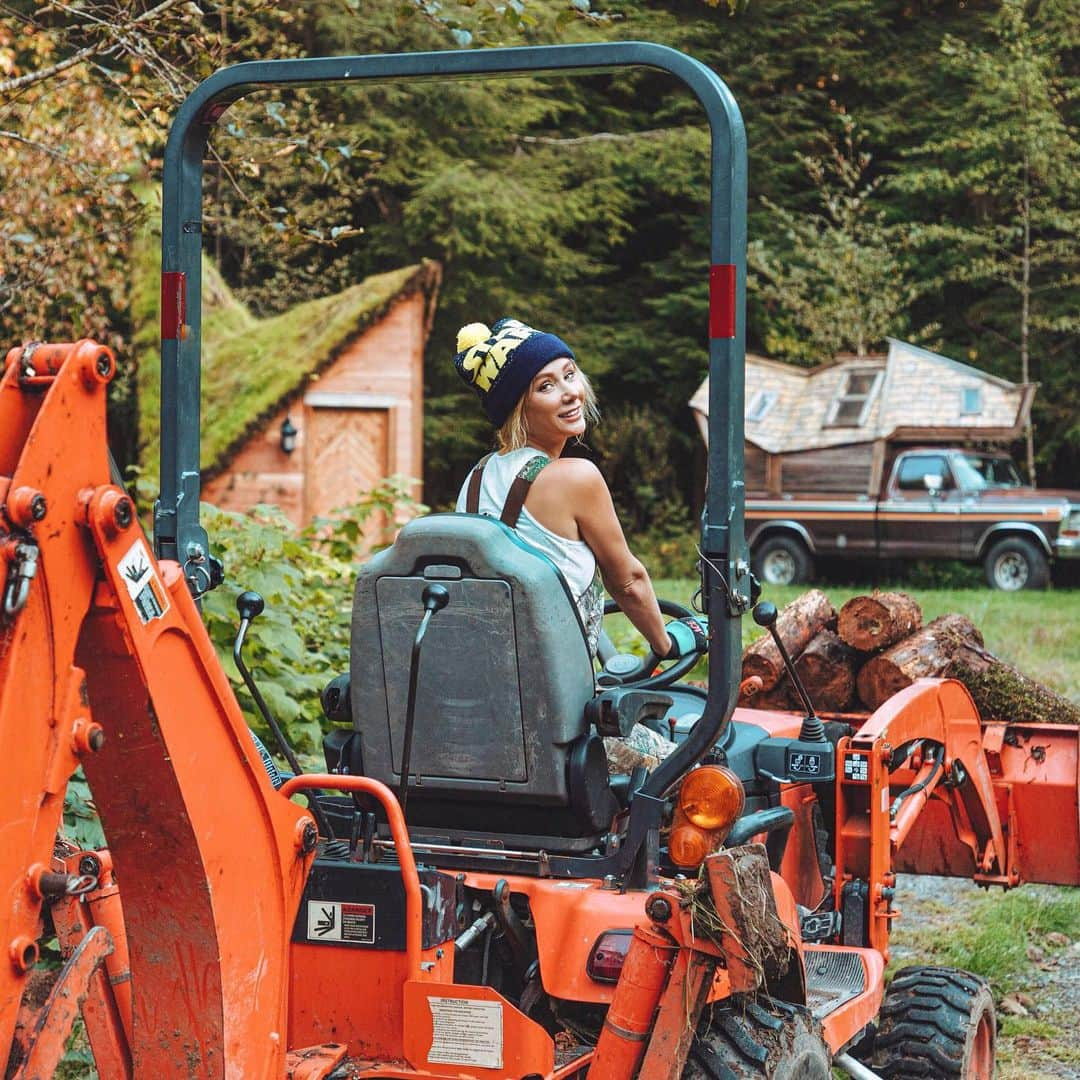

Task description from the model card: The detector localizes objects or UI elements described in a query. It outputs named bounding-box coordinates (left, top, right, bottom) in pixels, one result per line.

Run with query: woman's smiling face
left=523, top=356, right=587, bottom=445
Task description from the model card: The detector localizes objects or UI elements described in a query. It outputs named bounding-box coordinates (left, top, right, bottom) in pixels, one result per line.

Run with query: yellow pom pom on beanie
left=456, top=322, right=491, bottom=353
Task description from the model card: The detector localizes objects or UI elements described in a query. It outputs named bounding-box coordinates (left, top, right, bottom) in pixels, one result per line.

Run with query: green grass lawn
left=640, top=579, right=1080, bottom=703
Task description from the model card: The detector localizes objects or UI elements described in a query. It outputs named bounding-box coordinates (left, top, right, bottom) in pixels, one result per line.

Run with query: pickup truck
left=747, top=447, right=1080, bottom=590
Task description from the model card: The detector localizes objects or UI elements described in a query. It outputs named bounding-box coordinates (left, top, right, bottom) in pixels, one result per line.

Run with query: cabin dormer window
left=826, top=367, right=883, bottom=427
left=961, top=386, right=983, bottom=415
left=746, top=390, right=778, bottom=423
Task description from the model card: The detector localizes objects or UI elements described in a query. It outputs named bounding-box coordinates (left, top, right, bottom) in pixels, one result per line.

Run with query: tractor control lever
left=398, top=584, right=450, bottom=816
left=233, top=590, right=332, bottom=839
left=749, top=600, right=836, bottom=785
left=753, top=601, right=825, bottom=743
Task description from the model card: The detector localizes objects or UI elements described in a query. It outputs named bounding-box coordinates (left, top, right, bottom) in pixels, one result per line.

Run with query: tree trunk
left=795, top=629, right=859, bottom=712
left=742, top=589, right=836, bottom=691
left=947, top=648, right=1080, bottom=727
left=739, top=675, right=798, bottom=712
left=856, top=614, right=984, bottom=711
left=856, top=614, right=1080, bottom=724
left=837, top=591, right=923, bottom=652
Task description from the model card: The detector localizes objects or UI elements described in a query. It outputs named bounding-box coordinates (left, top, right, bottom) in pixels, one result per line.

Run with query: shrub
left=199, top=476, right=425, bottom=754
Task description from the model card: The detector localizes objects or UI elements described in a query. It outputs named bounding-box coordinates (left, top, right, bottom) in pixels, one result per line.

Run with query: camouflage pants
left=603, top=723, right=678, bottom=775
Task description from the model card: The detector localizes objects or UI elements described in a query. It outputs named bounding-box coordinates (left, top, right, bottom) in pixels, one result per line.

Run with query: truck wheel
left=752, top=536, right=814, bottom=587
left=872, top=966, right=995, bottom=1079
left=683, top=996, right=830, bottom=1079
left=983, top=536, right=1049, bottom=590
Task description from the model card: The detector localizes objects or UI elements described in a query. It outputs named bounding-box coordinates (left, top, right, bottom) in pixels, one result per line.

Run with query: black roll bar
left=157, top=41, right=752, bottom=837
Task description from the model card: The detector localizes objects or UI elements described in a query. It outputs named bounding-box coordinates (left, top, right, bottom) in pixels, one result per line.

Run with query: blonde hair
left=496, top=367, right=600, bottom=453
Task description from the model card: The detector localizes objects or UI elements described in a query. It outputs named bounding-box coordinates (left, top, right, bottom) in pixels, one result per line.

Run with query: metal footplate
left=803, top=948, right=866, bottom=1019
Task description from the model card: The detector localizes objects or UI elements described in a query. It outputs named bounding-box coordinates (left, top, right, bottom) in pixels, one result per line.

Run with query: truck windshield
left=956, top=454, right=1024, bottom=490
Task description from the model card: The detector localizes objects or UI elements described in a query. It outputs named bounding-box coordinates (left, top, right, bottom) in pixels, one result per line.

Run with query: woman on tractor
left=452, top=318, right=704, bottom=676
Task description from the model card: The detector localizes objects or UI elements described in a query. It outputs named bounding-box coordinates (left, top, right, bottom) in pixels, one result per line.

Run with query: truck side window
left=896, top=455, right=951, bottom=492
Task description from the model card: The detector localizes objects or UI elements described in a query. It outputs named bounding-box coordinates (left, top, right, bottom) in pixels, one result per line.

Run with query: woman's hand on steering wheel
left=597, top=598, right=708, bottom=690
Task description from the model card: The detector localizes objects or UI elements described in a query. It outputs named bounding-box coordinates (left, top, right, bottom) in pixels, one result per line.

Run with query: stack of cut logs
left=739, top=589, right=1080, bottom=726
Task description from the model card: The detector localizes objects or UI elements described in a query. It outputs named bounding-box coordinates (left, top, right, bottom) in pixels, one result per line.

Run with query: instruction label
left=427, top=997, right=503, bottom=1069
left=305, top=900, right=375, bottom=944
left=117, top=539, right=169, bottom=624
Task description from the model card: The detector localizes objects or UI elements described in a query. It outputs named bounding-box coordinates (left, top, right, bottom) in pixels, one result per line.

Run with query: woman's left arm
left=564, top=460, right=672, bottom=657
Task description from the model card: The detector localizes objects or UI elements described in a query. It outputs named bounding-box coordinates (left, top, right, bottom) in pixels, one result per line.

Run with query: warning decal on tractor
left=305, top=900, right=375, bottom=944
left=117, top=539, right=169, bottom=625
left=427, top=997, right=503, bottom=1070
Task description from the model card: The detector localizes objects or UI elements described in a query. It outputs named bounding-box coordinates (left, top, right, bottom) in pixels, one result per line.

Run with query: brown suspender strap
left=465, top=453, right=493, bottom=514
left=500, top=455, right=549, bottom=528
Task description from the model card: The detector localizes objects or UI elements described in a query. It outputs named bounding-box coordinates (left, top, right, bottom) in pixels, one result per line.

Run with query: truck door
left=878, top=453, right=962, bottom=558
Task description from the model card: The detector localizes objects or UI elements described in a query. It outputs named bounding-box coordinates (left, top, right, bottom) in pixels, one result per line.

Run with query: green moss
left=131, top=213, right=430, bottom=486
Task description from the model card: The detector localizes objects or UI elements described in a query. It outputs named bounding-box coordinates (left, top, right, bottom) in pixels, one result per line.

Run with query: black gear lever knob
left=752, top=600, right=777, bottom=628
left=236, top=590, right=265, bottom=621
left=422, top=583, right=450, bottom=612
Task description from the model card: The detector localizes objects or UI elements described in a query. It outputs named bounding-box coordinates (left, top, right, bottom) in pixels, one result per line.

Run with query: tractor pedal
left=799, top=907, right=842, bottom=943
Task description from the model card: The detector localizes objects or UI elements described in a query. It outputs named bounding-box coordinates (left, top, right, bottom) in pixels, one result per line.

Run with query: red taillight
left=587, top=929, right=634, bottom=983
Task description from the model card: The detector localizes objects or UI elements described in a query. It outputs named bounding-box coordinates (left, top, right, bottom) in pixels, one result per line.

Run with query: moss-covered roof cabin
left=136, top=249, right=440, bottom=526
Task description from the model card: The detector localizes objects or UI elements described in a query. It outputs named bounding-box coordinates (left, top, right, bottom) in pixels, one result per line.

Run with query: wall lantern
left=280, top=416, right=298, bottom=455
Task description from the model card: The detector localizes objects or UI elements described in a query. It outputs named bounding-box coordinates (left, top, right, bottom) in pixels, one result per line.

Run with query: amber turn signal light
left=668, top=766, right=745, bottom=871
left=679, top=765, right=745, bottom=832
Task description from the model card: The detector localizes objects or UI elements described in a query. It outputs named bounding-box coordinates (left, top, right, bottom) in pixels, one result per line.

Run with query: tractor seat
left=346, top=513, right=625, bottom=848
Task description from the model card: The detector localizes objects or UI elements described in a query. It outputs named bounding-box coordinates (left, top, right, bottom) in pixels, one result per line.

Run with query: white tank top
left=456, top=448, right=604, bottom=655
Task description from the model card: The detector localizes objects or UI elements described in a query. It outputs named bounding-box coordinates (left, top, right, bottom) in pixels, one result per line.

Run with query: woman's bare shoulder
left=541, top=456, right=604, bottom=489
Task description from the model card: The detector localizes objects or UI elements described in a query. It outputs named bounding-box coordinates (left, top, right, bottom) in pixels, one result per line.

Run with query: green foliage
left=749, top=115, right=921, bottom=362
left=62, top=771, right=105, bottom=851
left=7, top=0, right=1080, bottom=504
left=198, top=477, right=425, bottom=754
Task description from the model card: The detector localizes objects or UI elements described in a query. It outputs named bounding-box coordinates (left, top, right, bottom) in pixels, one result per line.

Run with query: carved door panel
left=303, top=406, right=389, bottom=537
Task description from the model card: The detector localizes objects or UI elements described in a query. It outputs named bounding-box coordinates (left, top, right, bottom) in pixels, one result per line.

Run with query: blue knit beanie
left=454, top=318, right=575, bottom=427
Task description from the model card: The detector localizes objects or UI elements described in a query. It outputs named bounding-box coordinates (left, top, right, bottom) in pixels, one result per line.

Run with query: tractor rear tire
left=683, top=996, right=830, bottom=1079
left=872, top=966, right=996, bottom=1079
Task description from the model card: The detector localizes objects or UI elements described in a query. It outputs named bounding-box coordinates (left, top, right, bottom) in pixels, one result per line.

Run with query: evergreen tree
left=748, top=115, right=919, bottom=363
left=892, top=0, right=1080, bottom=483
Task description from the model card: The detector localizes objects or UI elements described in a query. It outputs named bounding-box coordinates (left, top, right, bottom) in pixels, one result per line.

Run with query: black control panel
left=755, top=736, right=836, bottom=784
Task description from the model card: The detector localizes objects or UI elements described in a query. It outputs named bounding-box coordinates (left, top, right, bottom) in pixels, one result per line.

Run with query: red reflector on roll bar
left=709, top=264, right=736, bottom=339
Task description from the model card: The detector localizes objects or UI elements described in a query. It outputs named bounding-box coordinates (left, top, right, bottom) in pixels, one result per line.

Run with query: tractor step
left=803, top=947, right=866, bottom=1019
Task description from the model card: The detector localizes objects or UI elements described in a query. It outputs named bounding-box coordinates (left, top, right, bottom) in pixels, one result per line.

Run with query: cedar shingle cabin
left=689, top=339, right=1035, bottom=496
left=137, top=253, right=440, bottom=527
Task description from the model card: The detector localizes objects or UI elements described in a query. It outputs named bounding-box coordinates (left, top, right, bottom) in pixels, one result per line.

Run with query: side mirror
left=923, top=473, right=944, bottom=497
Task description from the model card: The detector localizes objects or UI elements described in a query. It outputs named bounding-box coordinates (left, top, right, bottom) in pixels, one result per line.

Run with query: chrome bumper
left=1054, top=534, right=1080, bottom=559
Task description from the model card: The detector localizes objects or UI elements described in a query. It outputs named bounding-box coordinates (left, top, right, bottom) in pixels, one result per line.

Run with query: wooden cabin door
left=303, top=404, right=390, bottom=526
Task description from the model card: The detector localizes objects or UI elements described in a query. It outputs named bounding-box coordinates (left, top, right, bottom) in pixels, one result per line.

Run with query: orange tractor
left=2, top=43, right=1078, bottom=1080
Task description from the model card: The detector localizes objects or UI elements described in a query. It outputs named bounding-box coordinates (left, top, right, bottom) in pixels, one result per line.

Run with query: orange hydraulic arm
left=0, top=341, right=315, bottom=1077
left=833, top=678, right=1080, bottom=957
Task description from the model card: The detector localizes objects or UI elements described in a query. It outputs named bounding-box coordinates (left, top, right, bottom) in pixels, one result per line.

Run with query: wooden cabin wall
left=745, top=442, right=768, bottom=495
left=780, top=443, right=876, bottom=494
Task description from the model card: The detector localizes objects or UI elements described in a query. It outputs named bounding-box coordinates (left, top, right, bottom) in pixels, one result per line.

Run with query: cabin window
left=746, top=390, right=778, bottom=423
left=961, top=386, right=983, bottom=415
left=826, top=368, right=883, bottom=427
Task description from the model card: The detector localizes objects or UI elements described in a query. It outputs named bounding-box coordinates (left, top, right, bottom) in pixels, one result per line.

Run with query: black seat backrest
left=350, top=514, right=603, bottom=818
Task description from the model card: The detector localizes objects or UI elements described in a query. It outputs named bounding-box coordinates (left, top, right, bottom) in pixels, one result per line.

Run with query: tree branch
left=0, top=0, right=189, bottom=96
left=516, top=128, right=679, bottom=147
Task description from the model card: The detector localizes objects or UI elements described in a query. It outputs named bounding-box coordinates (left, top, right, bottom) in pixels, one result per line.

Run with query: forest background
left=2, top=0, right=1079, bottom=553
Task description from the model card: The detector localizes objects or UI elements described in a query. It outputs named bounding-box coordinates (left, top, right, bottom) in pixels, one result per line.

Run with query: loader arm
left=0, top=342, right=315, bottom=1077
left=833, top=678, right=1079, bottom=956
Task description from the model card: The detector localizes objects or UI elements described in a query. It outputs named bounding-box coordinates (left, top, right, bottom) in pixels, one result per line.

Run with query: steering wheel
left=596, top=597, right=705, bottom=690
